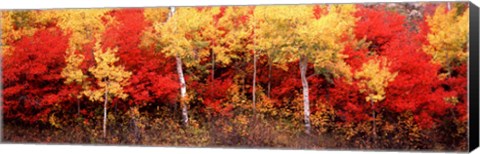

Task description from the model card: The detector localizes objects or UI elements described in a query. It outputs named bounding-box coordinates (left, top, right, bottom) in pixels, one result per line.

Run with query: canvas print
left=0, top=2, right=471, bottom=152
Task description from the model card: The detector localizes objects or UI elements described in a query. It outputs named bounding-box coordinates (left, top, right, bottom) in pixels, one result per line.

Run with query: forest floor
left=1, top=118, right=466, bottom=152
left=2, top=118, right=319, bottom=147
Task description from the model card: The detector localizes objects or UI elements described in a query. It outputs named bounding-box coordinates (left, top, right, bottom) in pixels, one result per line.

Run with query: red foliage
left=264, top=62, right=303, bottom=106
left=343, top=43, right=371, bottom=72
left=1, top=6, right=467, bottom=131
left=102, top=9, right=147, bottom=69
left=328, top=77, right=370, bottom=122
left=442, top=64, right=468, bottom=121
left=101, top=9, right=179, bottom=107
left=3, top=27, right=71, bottom=123
left=195, top=78, right=234, bottom=117
left=213, top=7, right=227, bottom=25
left=313, top=5, right=327, bottom=19
left=330, top=6, right=466, bottom=129
left=354, top=6, right=406, bottom=54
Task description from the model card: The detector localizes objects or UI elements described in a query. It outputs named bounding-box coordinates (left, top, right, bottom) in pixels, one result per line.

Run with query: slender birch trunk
left=103, top=80, right=109, bottom=138
left=299, top=55, right=311, bottom=134
left=167, top=6, right=189, bottom=126
left=176, top=54, right=188, bottom=126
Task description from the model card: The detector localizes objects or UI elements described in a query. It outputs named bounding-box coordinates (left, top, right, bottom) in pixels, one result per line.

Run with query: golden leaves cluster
left=151, top=7, right=215, bottom=67
left=55, top=9, right=110, bottom=51
left=62, top=51, right=86, bottom=85
left=205, top=6, right=254, bottom=66
left=83, top=40, right=132, bottom=102
left=253, top=5, right=356, bottom=80
left=1, top=11, right=37, bottom=55
left=424, top=4, right=469, bottom=68
left=354, top=58, right=398, bottom=103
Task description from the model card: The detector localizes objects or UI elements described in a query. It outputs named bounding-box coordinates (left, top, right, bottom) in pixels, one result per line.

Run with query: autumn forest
left=0, top=2, right=470, bottom=151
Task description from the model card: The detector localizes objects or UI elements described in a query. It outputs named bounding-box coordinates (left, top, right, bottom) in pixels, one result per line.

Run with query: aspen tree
left=82, top=39, right=132, bottom=138
left=253, top=5, right=356, bottom=134
left=354, top=58, right=397, bottom=142
left=424, top=4, right=469, bottom=78
left=146, top=7, right=215, bottom=126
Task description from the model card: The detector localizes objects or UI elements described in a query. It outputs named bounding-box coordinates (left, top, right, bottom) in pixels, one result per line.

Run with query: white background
left=0, top=0, right=478, bottom=154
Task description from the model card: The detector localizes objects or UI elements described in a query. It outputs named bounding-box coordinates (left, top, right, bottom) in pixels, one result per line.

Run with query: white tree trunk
left=167, top=6, right=188, bottom=126
left=299, top=55, right=311, bottom=134
left=103, top=81, right=109, bottom=138
left=176, top=54, right=188, bottom=126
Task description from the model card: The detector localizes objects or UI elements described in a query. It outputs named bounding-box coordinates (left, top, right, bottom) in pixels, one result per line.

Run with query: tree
left=203, top=6, right=255, bottom=112
left=3, top=27, right=70, bottom=123
left=56, top=9, right=111, bottom=116
left=82, top=39, right=132, bottom=138
left=423, top=3, right=469, bottom=124
left=1, top=11, right=41, bottom=55
left=197, top=7, right=256, bottom=116
left=55, top=9, right=110, bottom=52
left=103, top=9, right=179, bottom=107
left=351, top=5, right=462, bottom=129
left=61, top=46, right=89, bottom=116
left=354, top=58, right=397, bottom=140
left=424, top=4, right=469, bottom=77
left=253, top=6, right=287, bottom=100
left=253, top=4, right=356, bottom=134
left=146, top=7, right=215, bottom=126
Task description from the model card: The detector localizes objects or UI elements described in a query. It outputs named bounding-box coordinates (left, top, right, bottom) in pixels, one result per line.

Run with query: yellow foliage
left=55, top=9, right=110, bottom=51
left=254, top=5, right=356, bottom=79
left=204, top=6, right=254, bottom=66
left=1, top=11, right=37, bottom=55
left=310, top=102, right=336, bottom=133
left=424, top=4, right=468, bottom=72
left=82, top=39, right=132, bottom=102
left=253, top=5, right=312, bottom=62
left=144, top=8, right=169, bottom=23
left=54, top=9, right=114, bottom=101
left=150, top=7, right=215, bottom=67
left=354, top=58, right=398, bottom=103
left=311, top=5, right=357, bottom=80
left=62, top=51, right=86, bottom=84
left=49, top=113, right=62, bottom=129
left=1, top=11, right=13, bottom=55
